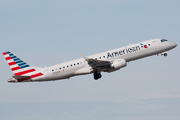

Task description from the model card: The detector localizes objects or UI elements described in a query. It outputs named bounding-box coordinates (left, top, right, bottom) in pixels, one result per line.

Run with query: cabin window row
left=94, top=55, right=106, bottom=60
left=52, top=61, right=85, bottom=71
left=52, top=55, right=107, bottom=71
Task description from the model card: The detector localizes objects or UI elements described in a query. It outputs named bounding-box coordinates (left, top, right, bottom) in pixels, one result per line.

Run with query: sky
left=0, top=0, right=180, bottom=120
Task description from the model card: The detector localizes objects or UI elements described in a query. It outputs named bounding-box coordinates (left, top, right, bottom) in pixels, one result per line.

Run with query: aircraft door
left=152, top=41, right=158, bottom=49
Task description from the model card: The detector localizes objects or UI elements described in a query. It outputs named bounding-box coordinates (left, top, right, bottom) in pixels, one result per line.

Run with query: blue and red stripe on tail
left=3, top=51, right=43, bottom=82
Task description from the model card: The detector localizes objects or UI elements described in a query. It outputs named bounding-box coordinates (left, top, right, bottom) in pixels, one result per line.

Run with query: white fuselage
left=29, top=38, right=176, bottom=82
left=6, top=38, right=176, bottom=82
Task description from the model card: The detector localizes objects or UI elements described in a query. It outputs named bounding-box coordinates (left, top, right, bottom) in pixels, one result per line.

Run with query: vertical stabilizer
left=3, top=51, right=43, bottom=82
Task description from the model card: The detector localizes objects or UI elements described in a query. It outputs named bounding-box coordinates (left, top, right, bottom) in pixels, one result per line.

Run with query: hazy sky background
left=0, top=0, right=180, bottom=120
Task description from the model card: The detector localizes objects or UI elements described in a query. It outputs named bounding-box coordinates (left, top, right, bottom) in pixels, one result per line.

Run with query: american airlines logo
left=140, top=43, right=148, bottom=48
left=107, top=46, right=141, bottom=58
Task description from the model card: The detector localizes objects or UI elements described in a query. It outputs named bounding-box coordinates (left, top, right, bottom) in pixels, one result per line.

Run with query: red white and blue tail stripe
left=3, top=51, right=43, bottom=82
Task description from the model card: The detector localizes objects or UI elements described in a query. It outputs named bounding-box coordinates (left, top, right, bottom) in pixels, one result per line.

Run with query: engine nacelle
left=108, top=59, right=127, bottom=72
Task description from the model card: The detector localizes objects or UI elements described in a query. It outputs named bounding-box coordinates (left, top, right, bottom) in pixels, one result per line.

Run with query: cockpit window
left=161, top=39, right=168, bottom=43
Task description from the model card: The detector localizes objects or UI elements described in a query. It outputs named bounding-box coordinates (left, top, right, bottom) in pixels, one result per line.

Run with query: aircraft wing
left=80, top=53, right=111, bottom=68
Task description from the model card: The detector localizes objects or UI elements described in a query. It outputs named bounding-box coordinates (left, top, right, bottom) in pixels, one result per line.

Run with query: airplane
left=3, top=38, right=177, bottom=83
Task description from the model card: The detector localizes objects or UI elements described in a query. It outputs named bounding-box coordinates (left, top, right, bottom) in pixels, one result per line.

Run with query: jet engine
left=108, top=59, right=127, bottom=72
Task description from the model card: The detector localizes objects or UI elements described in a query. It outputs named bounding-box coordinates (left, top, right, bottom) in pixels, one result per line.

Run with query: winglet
left=80, top=53, right=90, bottom=61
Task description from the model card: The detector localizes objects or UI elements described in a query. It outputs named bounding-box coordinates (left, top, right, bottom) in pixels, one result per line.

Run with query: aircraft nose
left=171, top=42, right=177, bottom=48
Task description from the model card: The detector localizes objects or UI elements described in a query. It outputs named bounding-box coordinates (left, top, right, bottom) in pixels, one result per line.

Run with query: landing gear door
left=152, top=41, right=158, bottom=49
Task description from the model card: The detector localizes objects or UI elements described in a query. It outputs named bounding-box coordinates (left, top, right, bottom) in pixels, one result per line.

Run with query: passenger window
left=71, top=65, right=72, bottom=66
left=148, top=44, right=150, bottom=46
left=95, top=58, right=97, bottom=60
left=52, top=69, right=54, bottom=71
left=141, top=46, right=143, bottom=48
left=99, top=57, right=101, bottom=59
left=63, top=66, right=65, bottom=68
left=103, top=56, right=105, bottom=58
left=74, top=64, right=76, bottom=66
left=59, top=68, right=61, bottom=69
left=67, top=66, right=69, bottom=67
left=77, top=63, right=79, bottom=65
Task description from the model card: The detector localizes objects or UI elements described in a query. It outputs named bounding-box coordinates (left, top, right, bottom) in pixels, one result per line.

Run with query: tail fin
left=3, top=51, right=43, bottom=82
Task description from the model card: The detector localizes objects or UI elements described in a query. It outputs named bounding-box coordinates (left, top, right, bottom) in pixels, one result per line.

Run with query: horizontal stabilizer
left=12, top=75, right=31, bottom=79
